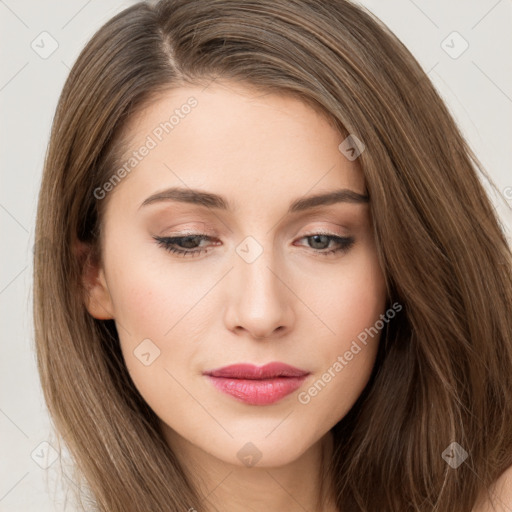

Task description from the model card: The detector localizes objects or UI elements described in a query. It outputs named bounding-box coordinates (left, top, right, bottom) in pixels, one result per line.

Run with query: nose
left=223, top=241, right=295, bottom=340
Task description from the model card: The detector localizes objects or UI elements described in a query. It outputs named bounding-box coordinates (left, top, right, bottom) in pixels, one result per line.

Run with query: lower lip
left=206, top=376, right=307, bottom=405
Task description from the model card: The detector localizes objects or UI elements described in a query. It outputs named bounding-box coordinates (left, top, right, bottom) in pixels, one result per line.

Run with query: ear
left=74, top=240, right=114, bottom=320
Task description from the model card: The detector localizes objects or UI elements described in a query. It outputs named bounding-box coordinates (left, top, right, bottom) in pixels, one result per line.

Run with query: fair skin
left=473, top=465, right=512, bottom=512
left=82, top=79, right=388, bottom=511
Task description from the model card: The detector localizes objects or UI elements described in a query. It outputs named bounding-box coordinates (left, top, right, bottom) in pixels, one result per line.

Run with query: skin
left=473, top=465, right=512, bottom=512
left=83, top=80, right=388, bottom=512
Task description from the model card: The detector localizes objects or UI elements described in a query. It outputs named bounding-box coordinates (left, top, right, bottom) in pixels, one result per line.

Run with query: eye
left=295, top=232, right=355, bottom=256
left=153, top=232, right=355, bottom=258
left=153, top=234, right=216, bottom=257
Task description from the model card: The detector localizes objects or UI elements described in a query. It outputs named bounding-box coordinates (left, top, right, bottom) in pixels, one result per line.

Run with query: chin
left=216, top=430, right=318, bottom=469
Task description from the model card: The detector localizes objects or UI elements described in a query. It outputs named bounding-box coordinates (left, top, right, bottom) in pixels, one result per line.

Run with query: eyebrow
left=139, top=186, right=369, bottom=213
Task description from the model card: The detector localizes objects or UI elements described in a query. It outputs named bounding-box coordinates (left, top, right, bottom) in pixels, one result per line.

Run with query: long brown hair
left=33, top=0, right=512, bottom=510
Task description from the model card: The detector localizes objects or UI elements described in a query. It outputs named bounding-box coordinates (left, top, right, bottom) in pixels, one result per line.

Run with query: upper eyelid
left=157, top=220, right=353, bottom=236
left=158, top=230, right=349, bottom=240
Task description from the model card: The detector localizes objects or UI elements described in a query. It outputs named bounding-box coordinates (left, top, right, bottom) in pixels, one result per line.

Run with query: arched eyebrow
left=139, top=187, right=369, bottom=213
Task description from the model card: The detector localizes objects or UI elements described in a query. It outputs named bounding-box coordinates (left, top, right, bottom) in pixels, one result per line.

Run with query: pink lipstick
left=203, top=362, right=309, bottom=405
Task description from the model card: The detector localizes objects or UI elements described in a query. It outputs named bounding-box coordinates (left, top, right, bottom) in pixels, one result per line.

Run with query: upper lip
left=204, top=362, right=310, bottom=379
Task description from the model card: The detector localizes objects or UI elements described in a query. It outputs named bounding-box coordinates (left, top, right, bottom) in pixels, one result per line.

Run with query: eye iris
left=309, top=234, right=330, bottom=250
left=180, top=235, right=202, bottom=249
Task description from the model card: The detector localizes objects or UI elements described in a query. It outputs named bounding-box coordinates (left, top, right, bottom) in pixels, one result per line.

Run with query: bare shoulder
left=472, top=464, right=512, bottom=512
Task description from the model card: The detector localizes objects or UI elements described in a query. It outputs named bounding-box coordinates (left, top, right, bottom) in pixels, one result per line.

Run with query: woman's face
left=84, top=81, right=387, bottom=468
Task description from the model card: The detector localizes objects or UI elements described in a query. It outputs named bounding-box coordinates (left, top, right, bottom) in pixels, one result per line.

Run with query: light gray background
left=1, top=1, right=511, bottom=510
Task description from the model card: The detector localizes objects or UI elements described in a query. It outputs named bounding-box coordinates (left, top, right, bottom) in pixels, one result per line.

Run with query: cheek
left=298, top=250, right=386, bottom=421
left=104, top=236, right=214, bottom=340
left=106, top=264, right=205, bottom=425
left=103, top=240, right=222, bottom=401
left=312, top=247, right=387, bottom=350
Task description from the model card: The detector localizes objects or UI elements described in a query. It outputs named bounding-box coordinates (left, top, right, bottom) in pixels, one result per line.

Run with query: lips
left=203, top=362, right=310, bottom=405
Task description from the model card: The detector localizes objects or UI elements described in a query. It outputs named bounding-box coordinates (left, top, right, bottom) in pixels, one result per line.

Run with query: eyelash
left=153, top=232, right=355, bottom=258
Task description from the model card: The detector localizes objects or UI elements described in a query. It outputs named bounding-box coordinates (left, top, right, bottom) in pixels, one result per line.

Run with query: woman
left=33, top=0, right=512, bottom=510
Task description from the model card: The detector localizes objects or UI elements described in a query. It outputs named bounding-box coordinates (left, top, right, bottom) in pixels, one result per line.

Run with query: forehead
left=107, top=80, right=366, bottom=213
